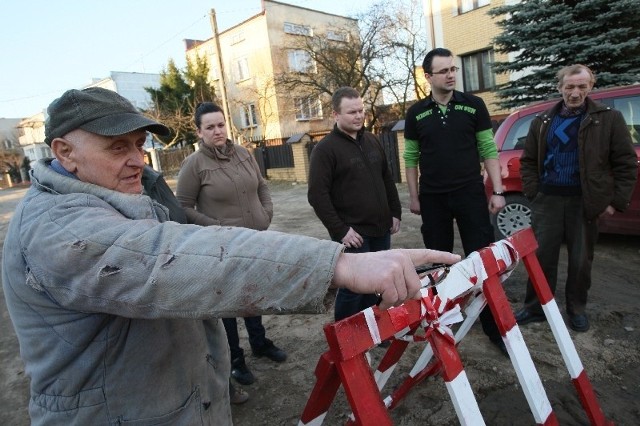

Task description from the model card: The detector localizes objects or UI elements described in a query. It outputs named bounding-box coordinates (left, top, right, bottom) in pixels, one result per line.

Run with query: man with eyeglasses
left=403, top=47, right=508, bottom=356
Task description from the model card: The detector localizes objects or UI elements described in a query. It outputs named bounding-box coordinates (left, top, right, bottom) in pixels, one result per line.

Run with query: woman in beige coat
left=177, top=102, right=287, bottom=400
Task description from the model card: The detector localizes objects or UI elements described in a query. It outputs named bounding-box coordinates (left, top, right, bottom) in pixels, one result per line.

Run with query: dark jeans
left=222, top=316, right=266, bottom=361
left=334, top=233, right=391, bottom=321
left=419, top=182, right=501, bottom=342
left=524, top=194, right=598, bottom=316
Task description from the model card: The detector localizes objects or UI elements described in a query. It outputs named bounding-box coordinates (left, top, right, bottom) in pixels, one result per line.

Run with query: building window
left=235, top=57, right=250, bottom=82
left=230, top=32, right=245, bottom=45
left=210, top=58, right=219, bottom=81
left=457, top=0, right=490, bottom=14
left=241, top=103, right=258, bottom=128
left=294, top=97, right=323, bottom=120
left=284, top=22, right=312, bottom=37
left=288, top=50, right=315, bottom=73
left=462, top=49, right=495, bottom=92
left=327, top=30, right=348, bottom=42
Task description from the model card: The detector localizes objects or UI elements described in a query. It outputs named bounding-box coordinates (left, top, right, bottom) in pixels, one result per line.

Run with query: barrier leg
left=481, top=249, right=558, bottom=425
left=522, top=254, right=613, bottom=426
left=429, top=330, right=486, bottom=426
left=373, top=340, right=410, bottom=391
left=336, top=353, right=392, bottom=425
left=298, top=352, right=342, bottom=426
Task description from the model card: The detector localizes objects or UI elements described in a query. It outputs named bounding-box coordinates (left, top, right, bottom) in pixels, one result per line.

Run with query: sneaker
left=569, top=314, right=590, bottom=332
left=252, top=339, right=287, bottom=363
left=230, top=384, right=249, bottom=405
left=514, top=308, right=546, bottom=325
left=231, top=357, right=255, bottom=385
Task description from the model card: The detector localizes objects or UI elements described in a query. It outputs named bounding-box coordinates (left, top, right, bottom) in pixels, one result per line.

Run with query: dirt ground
left=1, top=180, right=639, bottom=425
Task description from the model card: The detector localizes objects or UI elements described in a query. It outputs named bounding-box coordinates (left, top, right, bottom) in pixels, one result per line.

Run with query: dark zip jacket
left=308, top=125, right=402, bottom=241
left=521, top=97, right=637, bottom=219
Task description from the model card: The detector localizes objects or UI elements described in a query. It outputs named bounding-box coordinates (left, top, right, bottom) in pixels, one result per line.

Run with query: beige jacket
left=177, top=141, right=273, bottom=230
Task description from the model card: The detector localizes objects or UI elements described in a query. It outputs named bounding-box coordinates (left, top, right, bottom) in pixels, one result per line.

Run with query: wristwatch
left=492, top=191, right=505, bottom=196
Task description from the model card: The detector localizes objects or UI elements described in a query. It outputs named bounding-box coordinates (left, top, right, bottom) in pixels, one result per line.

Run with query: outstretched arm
left=331, top=249, right=461, bottom=310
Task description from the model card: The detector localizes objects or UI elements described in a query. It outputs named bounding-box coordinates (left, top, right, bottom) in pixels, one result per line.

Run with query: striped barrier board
left=298, top=228, right=612, bottom=426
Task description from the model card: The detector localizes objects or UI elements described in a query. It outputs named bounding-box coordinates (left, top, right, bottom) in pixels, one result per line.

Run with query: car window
left=502, top=114, right=536, bottom=151
left=611, top=95, right=640, bottom=145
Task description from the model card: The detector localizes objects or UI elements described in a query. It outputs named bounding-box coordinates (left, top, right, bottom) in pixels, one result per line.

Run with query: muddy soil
left=1, top=180, right=638, bottom=425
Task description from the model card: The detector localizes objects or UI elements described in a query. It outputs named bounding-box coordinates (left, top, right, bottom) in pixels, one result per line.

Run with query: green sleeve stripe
left=477, top=129, right=498, bottom=159
left=403, top=138, right=419, bottom=168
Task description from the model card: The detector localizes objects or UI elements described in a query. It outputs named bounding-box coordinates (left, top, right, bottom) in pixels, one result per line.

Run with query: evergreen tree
left=145, top=57, right=217, bottom=147
left=489, top=0, right=640, bottom=108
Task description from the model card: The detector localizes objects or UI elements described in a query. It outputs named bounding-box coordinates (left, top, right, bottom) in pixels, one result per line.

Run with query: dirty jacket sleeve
left=18, top=161, right=342, bottom=319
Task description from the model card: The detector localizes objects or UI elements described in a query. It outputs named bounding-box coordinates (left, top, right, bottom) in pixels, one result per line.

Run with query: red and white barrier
left=298, top=228, right=612, bottom=426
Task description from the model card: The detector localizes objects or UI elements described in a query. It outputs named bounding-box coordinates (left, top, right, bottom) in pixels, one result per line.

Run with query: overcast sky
left=0, top=0, right=376, bottom=118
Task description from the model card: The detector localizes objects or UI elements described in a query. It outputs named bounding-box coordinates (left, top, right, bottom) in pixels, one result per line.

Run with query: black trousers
left=222, top=316, right=266, bottom=361
left=523, top=194, right=598, bottom=316
left=419, top=181, right=502, bottom=342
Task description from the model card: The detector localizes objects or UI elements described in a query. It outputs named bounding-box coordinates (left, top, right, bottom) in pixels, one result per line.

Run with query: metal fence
left=153, top=146, right=195, bottom=176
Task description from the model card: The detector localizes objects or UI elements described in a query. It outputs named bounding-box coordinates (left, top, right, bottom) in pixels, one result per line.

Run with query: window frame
left=287, top=49, right=316, bottom=74
left=461, top=49, right=495, bottom=93
left=326, top=30, right=348, bottom=42
left=240, top=103, right=259, bottom=128
left=284, top=22, right=312, bottom=37
left=457, top=0, right=490, bottom=14
left=294, top=96, right=323, bottom=121
left=235, top=57, right=250, bottom=82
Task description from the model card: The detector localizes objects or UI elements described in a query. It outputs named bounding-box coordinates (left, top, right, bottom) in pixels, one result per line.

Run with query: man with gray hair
left=2, top=87, right=459, bottom=425
left=515, top=64, right=637, bottom=332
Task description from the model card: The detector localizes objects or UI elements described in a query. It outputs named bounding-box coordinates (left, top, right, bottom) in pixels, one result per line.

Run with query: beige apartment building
left=423, top=0, right=517, bottom=120
left=185, top=0, right=359, bottom=142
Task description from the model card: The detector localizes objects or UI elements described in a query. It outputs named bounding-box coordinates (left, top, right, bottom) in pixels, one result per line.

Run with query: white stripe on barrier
left=490, top=240, right=519, bottom=282
left=432, top=265, right=475, bottom=313
left=363, top=307, right=382, bottom=345
left=454, top=294, right=486, bottom=343
left=542, top=299, right=584, bottom=379
left=298, top=412, right=327, bottom=426
left=504, top=326, right=553, bottom=424
left=469, top=251, right=488, bottom=283
left=445, top=370, right=486, bottom=426
left=374, top=362, right=397, bottom=390
left=382, top=395, right=393, bottom=408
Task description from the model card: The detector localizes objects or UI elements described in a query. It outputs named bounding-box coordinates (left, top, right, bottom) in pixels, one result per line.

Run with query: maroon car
left=485, top=84, right=640, bottom=238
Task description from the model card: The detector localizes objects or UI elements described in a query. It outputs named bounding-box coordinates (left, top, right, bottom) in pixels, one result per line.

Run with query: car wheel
left=491, top=194, right=532, bottom=239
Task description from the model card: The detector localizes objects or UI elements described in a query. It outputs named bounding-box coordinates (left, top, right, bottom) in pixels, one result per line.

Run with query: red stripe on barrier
left=573, top=371, right=613, bottom=426
left=480, top=249, right=518, bottom=336
left=540, top=412, right=559, bottom=425
left=521, top=250, right=555, bottom=305
left=429, top=330, right=463, bottom=382
left=299, top=352, right=341, bottom=424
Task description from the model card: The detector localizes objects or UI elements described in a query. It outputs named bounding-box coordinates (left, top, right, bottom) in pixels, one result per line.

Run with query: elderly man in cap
left=2, top=87, right=460, bottom=425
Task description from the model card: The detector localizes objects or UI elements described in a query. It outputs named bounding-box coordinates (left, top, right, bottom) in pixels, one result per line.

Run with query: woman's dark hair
left=194, top=102, right=224, bottom=128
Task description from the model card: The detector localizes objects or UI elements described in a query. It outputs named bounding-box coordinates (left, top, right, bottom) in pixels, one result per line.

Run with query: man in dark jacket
left=308, top=86, right=402, bottom=321
left=515, top=64, right=637, bottom=332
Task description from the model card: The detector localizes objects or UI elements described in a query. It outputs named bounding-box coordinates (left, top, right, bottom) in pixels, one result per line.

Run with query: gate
left=378, top=128, right=401, bottom=183
left=252, top=144, right=294, bottom=178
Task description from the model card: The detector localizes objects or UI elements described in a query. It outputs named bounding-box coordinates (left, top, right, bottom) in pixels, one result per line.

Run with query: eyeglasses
left=429, top=66, right=459, bottom=76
